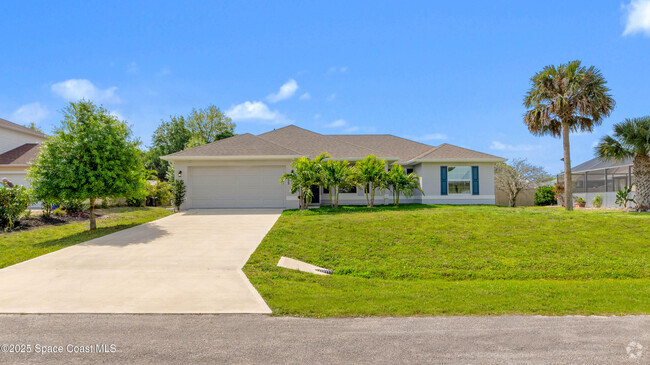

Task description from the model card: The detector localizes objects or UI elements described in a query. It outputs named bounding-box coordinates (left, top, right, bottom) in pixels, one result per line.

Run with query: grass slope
left=244, top=205, right=650, bottom=317
left=0, top=207, right=173, bottom=269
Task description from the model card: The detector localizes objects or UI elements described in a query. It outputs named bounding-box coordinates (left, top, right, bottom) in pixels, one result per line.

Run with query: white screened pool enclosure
left=557, top=157, right=635, bottom=208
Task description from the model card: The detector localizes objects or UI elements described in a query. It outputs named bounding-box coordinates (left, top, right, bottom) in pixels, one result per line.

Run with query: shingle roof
left=164, top=133, right=300, bottom=158
left=0, top=118, right=47, bottom=139
left=334, top=134, right=433, bottom=162
left=258, top=125, right=381, bottom=159
left=572, top=156, right=634, bottom=172
left=163, top=125, right=503, bottom=163
left=409, top=143, right=504, bottom=162
left=0, top=143, right=41, bottom=165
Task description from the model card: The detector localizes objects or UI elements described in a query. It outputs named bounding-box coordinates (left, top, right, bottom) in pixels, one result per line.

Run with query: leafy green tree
left=320, top=159, right=351, bottom=208
left=353, top=155, right=387, bottom=208
left=186, top=105, right=235, bottom=144
left=524, top=60, right=615, bottom=211
left=145, top=115, right=192, bottom=179
left=386, top=164, right=423, bottom=206
left=281, top=153, right=330, bottom=210
left=29, top=100, right=146, bottom=230
left=533, top=185, right=557, bottom=206
left=596, top=116, right=650, bottom=211
left=25, top=122, right=44, bottom=134
left=0, top=184, right=30, bottom=231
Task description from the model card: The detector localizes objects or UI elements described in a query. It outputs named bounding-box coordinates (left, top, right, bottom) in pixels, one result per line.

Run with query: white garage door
left=188, top=166, right=286, bottom=208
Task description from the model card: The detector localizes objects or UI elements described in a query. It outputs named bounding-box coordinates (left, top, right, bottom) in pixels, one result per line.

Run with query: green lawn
left=243, top=205, right=650, bottom=317
left=0, top=207, right=173, bottom=269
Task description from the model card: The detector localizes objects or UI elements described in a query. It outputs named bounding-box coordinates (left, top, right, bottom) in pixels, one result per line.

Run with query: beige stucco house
left=0, top=118, right=47, bottom=187
left=163, top=125, right=505, bottom=209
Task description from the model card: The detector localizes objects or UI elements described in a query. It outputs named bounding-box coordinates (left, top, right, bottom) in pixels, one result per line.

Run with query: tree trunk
left=633, top=154, right=650, bottom=211
left=561, top=121, right=573, bottom=211
left=329, top=187, right=333, bottom=208
left=89, top=197, right=97, bottom=230
left=365, top=184, right=371, bottom=207
left=370, top=183, right=375, bottom=207
left=335, top=186, right=340, bottom=209
left=396, top=191, right=400, bottom=207
left=509, top=190, right=520, bottom=207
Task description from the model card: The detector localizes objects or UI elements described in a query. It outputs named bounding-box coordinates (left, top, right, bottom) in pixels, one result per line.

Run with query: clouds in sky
left=226, top=101, right=287, bottom=124
left=51, top=79, right=121, bottom=103
left=299, top=92, right=311, bottom=100
left=267, top=79, right=299, bottom=103
left=489, top=141, right=537, bottom=152
left=623, top=0, right=650, bottom=36
left=11, top=102, right=49, bottom=125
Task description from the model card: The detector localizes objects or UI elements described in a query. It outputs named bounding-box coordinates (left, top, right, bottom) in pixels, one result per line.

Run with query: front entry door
left=310, top=185, right=320, bottom=204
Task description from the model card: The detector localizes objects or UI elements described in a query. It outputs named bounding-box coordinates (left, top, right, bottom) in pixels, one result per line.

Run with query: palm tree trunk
left=633, top=154, right=650, bottom=211
left=561, top=121, right=573, bottom=211
left=89, top=197, right=97, bottom=230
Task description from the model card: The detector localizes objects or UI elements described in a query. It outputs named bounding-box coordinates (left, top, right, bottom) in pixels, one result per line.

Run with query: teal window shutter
left=471, top=166, right=479, bottom=195
left=441, top=166, right=448, bottom=195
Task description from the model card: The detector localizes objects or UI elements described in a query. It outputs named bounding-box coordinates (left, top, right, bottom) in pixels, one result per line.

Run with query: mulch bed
left=3, top=212, right=106, bottom=233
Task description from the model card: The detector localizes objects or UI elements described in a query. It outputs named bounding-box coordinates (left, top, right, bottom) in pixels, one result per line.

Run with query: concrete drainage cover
left=277, top=256, right=333, bottom=275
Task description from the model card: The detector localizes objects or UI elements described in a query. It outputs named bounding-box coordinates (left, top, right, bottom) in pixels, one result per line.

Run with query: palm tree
left=523, top=60, right=615, bottom=211
left=352, top=155, right=387, bottom=207
left=320, top=159, right=351, bottom=208
left=386, top=164, right=423, bottom=206
left=596, top=117, right=650, bottom=211
left=281, top=153, right=330, bottom=210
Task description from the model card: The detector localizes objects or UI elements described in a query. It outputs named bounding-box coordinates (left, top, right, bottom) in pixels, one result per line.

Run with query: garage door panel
left=188, top=166, right=285, bottom=208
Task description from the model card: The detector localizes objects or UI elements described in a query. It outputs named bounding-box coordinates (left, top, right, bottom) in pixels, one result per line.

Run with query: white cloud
left=226, top=101, right=287, bottom=124
left=419, top=133, right=448, bottom=141
left=623, top=0, right=650, bottom=36
left=299, top=92, right=311, bottom=100
left=11, top=102, right=49, bottom=124
left=127, top=62, right=139, bottom=74
left=489, top=141, right=537, bottom=152
left=110, top=110, right=126, bottom=121
left=51, top=79, right=121, bottom=103
left=267, top=79, right=298, bottom=103
left=327, top=66, right=348, bottom=74
left=325, top=119, right=347, bottom=128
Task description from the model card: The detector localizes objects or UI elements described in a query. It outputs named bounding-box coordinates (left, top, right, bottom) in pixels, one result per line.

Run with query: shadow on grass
left=285, top=204, right=469, bottom=215
left=34, top=223, right=169, bottom=249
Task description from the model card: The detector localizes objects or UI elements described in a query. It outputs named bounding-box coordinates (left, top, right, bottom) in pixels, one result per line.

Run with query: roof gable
left=0, top=118, right=47, bottom=139
left=258, top=125, right=381, bottom=159
left=410, top=143, right=504, bottom=162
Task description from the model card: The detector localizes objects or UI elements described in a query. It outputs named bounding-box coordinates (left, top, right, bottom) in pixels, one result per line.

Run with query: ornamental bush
left=0, top=184, right=30, bottom=230
left=534, top=185, right=557, bottom=206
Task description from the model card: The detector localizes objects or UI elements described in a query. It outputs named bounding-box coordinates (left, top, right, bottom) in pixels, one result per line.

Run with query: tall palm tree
left=320, top=159, right=351, bottom=208
left=281, top=153, right=330, bottom=210
left=352, top=155, right=387, bottom=208
left=596, top=117, right=650, bottom=211
left=386, top=164, right=423, bottom=206
left=523, top=60, right=615, bottom=210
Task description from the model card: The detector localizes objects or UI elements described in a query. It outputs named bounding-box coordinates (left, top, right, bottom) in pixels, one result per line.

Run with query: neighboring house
left=162, top=125, right=505, bottom=209
left=0, top=118, right=47, bottom=187
left=557, top=157, right=635, bottom=208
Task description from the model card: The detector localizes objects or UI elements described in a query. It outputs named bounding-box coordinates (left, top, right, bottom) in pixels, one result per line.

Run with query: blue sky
left=2, top=1, right=650, bottom=173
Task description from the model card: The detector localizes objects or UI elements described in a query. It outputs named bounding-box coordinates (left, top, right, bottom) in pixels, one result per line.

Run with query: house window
left=447, top=166, right=471, bottom=194
left=323, top=186, right=357, bottom=194
left=406, top=168, right=414, bottom=174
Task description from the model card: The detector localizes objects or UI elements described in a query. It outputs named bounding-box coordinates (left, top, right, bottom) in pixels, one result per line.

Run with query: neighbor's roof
left=163, top=125, right=504, bottom=163
left=0, top=143, right=41, bottom=165
left=571, top=156, right=634, bottom=173
left=0, top=118, right=47, bottom=139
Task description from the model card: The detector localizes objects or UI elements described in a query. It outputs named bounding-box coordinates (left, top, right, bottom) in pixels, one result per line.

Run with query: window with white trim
left=447, top=166, right=471, bottom=194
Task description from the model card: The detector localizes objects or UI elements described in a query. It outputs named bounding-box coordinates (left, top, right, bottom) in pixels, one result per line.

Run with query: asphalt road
left=0, top=315, right=648, bottom=364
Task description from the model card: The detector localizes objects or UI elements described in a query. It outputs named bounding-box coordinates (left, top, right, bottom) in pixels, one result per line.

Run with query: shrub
left=592, top=194, right=603, bottom=208
left=534, top=185, right=557, bottom=206
left=100, top=198, right=109, bottom=209
left=554, top=183, right=565, bottom=206
left=41, top=200, right=60, bottom=218
left=171, top=180, right=186, bottom=212
left=53, top=207, right=66, bottom=216
left=61, top=200, right=87, bottom=216
left=615, top=185, right=635, bottom=209
left=0, top=184, right=30, bottom=230
left=146, top=181, right=172, bottom=206
left=126, top=195, right=146, bottom=207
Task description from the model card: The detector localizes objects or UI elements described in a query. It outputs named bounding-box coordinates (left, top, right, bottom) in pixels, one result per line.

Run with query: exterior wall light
left=178, top=170, right=182, bottom=178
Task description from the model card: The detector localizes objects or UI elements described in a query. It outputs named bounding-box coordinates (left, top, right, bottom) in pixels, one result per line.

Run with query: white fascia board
left=407, top=158, right=506, bottom=164
left=161, top=155, right=301, bottom=162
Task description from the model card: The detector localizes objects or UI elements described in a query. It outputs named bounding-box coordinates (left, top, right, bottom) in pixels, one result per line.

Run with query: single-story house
left=558, top=156, right=635, bottom=208
left=0, top=118, right=47, bottom=187
left=162, top=125, right=505, bottom=209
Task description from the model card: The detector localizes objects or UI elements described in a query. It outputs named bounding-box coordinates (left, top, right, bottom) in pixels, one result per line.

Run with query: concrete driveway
left=0, top=209, right=281, bottom=313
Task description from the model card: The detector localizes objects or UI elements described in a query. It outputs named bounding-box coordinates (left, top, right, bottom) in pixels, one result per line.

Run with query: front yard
left=0, top=207, right=173, bottom=269
left=244, top=205, right=650, bottom=317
